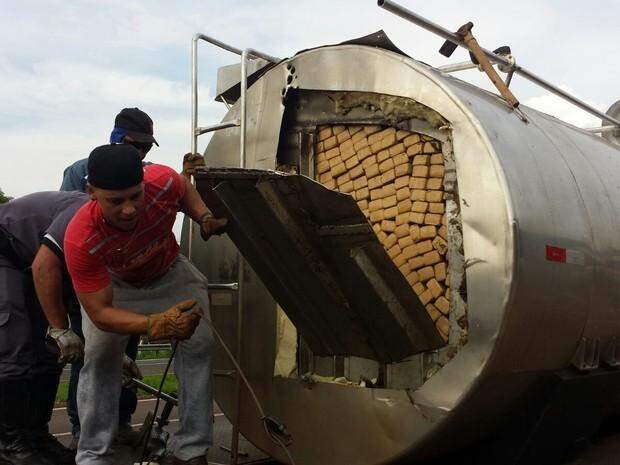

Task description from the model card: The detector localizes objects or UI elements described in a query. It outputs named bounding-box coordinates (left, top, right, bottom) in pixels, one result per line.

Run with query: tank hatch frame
left=195, top=167, right=444, bottom=362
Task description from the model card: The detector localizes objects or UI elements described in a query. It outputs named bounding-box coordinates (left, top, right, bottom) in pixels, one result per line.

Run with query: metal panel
left=216, top=58, right=271, bottom=103
left=191, top=41, right=620, bottom=465
left=195, top=168, right=442, bottom=362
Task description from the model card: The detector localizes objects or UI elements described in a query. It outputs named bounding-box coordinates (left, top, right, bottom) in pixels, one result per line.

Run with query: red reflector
left=546, top=245, right=566, bottom=263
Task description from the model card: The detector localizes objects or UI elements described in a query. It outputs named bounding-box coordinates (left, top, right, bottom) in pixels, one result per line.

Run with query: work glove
left=121, top=354, right=143, bottom=388
left=46, top=327, right=84, bottom=364
left=182, top=153, right=206, bottom=179
left=199, top=214, right=228, bottom=241
left=146, top=299, right=203, bottom=342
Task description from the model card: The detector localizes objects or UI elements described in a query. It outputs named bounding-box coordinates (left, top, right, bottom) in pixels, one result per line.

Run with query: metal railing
left=377, top=0, right=620, bottom=129
left=189, top=33, right=278, bottom=465
left=188, top=34, right=278, bottom=261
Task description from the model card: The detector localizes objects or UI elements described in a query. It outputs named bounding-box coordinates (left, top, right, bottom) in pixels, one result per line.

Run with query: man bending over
left=63, top=144, right=227, bottom=465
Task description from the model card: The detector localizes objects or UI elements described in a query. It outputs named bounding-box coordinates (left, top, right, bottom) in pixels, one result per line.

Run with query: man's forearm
left=180, top=176, right=211, bottom=222
left=32, top=259, right=69, bottom=329
left=84, top=305, right=149, bottom=335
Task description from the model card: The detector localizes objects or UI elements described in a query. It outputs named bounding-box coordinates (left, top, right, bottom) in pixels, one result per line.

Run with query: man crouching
left=63, top=144, right=227, bottom=465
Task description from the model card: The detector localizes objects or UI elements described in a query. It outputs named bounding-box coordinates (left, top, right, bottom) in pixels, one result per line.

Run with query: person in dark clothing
left=61, top=107, right=159, bottom=193
left=60, top=107, right=158, bottom=447
left=0, top=191, right=88, bottom=465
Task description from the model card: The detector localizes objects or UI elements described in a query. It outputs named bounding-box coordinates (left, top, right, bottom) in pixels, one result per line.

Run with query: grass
left=56, top=381, right=70, bottom=404
left=137, top=349, right=172, bottom=360
left=141, top=374, right=179, bottom=395
left=55, top=374, right=178, bottom=404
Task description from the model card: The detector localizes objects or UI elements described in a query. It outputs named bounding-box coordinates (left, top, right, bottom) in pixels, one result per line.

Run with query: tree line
left=0, top=188, right=11, bottom=204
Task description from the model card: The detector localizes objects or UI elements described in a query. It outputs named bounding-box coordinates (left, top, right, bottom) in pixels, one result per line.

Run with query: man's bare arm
left=179, top=176, right=210, bottom=222
left=179, top=176, right=228, bottom=240
left=78, top=287, right=203, bottom=340
left=77, top=285, right=148, bottom=334
left=32, top=244, right=70, bottom=329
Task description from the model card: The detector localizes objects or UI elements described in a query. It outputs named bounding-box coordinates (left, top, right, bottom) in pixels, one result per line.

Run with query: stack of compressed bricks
left=314, top=125, right=451, bottom=341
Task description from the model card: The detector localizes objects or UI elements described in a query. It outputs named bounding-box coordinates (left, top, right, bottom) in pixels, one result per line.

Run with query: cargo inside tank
left=200, top=90, right=468, bottom=390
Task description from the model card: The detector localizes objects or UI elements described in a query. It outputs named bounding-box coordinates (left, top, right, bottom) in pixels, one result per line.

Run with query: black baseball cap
left=88, top=144, right=144, bottom=190
left=114, top=108, right=159, bottom=146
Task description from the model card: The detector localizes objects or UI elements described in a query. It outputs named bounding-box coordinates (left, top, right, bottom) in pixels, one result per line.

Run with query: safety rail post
left=189, top=34, right=278, bottom=465
left=188, top=35, right=277, bottom=261
left=229, top=46, right=278, bottom=465
left=230, top=47, right=248, bottom=465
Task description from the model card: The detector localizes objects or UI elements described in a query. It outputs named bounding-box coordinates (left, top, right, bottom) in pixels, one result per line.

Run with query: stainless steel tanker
left=183, top=29, right=620, bottom=465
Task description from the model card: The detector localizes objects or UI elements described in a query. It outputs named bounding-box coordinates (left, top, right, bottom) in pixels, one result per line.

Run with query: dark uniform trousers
left=0, top=254, right=62, bottom=437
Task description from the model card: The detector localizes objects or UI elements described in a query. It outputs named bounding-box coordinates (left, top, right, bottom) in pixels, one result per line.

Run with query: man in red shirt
left=63, top=144, right=227, bottom=465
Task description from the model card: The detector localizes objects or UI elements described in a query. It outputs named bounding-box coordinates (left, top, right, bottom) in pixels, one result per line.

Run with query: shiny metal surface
left=195, top=121, right=240, bottom=137
left=377, top=0, right=620, bottom=128
left=217, top=58, right=270, bottom=101
left=189, top=43, right=620, bottom=465
left=602, top=100, right=620, bottom=145
left=438, top=60, right=479, bottom=73
left=584, top=125, right=619, bottom=134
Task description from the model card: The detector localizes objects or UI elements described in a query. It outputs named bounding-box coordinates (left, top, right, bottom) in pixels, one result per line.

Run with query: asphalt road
left=50, top=378, right=620, bottom=465
left=51, top=397, right=183, bottom=440
left=51, top=397, right=273, bottom=464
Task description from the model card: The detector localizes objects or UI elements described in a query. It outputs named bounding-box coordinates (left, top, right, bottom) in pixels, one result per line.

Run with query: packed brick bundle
left=314, top=125, right=451, bottom=341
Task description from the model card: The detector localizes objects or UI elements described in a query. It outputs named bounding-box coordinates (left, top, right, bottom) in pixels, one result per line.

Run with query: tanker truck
left=182, top=2, right=620, bottom=464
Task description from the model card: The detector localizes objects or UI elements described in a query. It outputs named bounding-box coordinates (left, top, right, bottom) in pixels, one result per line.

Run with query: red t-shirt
left=64, top=164, right=186, bottom=293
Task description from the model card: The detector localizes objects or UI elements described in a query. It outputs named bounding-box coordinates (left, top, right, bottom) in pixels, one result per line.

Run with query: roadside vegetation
left=137, top=348, right=172, bottom=360
left=55, top=374, right=178, bottom=404
left=0, top=188, right=11, bottom=203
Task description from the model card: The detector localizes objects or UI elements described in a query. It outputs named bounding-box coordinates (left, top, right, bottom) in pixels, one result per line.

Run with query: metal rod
left=208, top=282, right=240, bottom=291
left=189, top=35, right=279, bottom=262
left=505, top=69, right=515, bottom=88
left=191, top=33, right=277, bottom=154
left=438, top=61, right=479, bottom=73
left=188, top=34, right=200, bottom=262
left=230, top=260, right=245, bottom=465
left=133, top=379, right=178, bottom=406
left=230, top=48, right=251, bottom=465
left=377, top=0, right=620, bottom=127
left=220, top=445, right=250, bottom=457
left=584, top=126, right=620, bottom=134
left=187, top=37, right=278, bottom=464
left=137, top=343, right=172, bottom=351
left=195, top=121, right=240, bottom=136
left=240, top=49, right=249, bottom=170
left=190, top=34, right=278, bottom=155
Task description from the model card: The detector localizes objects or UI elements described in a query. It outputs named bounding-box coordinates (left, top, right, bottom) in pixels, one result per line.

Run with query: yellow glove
left=146, top=300, right=203, bottom=342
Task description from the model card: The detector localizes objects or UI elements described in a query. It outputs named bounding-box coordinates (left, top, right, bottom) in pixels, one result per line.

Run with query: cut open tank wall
left=274, top=114, right=468, bottom=390
left=316, top=125, right=454, bottom=339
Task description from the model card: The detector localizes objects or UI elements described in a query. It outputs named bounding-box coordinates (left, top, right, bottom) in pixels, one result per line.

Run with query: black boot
left=0, top=379, right=54, bottom=465
left=0, top=426, right=55, bottom=465
left=28, top=374, right=76, bottom=465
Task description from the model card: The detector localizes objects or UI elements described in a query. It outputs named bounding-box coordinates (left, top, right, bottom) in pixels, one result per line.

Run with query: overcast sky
left=1, top=0, right=618, bottom=199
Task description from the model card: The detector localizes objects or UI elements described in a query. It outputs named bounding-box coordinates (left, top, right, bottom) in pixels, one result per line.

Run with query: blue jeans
left=67, top=309, right=139, bottom=436
left=76, top=255, right=214, bottom=465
